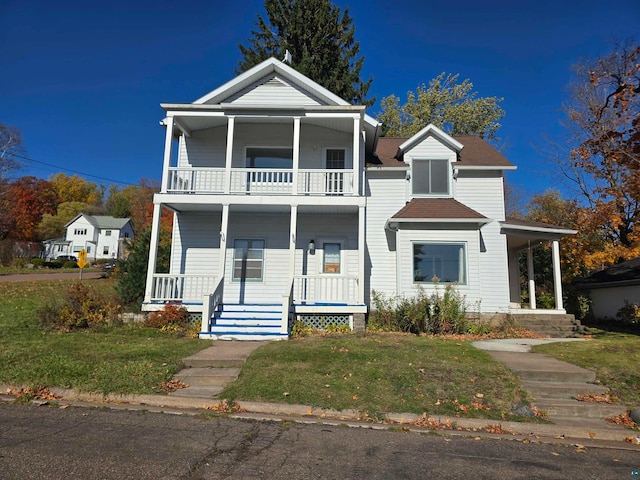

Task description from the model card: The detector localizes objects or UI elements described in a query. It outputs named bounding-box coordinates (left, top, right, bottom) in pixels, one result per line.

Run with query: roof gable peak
left=399, top=124, right=464, bottom=153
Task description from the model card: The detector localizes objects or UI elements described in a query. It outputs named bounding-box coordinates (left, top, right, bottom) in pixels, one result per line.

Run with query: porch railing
left=167, top=167, right=226, bottom=193
left=164, top=167, right=355, bottom=196
left=150, top=274, right=218, bottom=303
left=293, top=275, right=360, bottom=304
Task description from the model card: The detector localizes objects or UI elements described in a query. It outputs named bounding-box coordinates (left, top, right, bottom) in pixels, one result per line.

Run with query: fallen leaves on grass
left=160, top=380, right=189, bottom=393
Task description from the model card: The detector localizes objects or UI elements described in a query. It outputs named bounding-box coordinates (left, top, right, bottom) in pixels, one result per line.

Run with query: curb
left=2, top=384, right=639, bottom=449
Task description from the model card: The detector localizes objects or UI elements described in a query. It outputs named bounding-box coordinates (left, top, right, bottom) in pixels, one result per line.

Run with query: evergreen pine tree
left=237, top=0, right=374, bottom=106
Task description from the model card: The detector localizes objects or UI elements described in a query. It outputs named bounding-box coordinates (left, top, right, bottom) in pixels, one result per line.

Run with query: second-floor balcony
left=166, top=167, right=355, bottom=196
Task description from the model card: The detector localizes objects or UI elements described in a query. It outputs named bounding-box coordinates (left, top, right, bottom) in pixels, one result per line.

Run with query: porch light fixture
left=308, top=239, right=316, bottom=253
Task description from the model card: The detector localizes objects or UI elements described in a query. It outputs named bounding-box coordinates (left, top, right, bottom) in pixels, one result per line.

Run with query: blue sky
left=1, top=0, right=638, bottom=200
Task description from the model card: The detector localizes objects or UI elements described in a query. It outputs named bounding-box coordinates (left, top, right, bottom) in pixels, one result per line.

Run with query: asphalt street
left=0, top=402, right=637, bottom=479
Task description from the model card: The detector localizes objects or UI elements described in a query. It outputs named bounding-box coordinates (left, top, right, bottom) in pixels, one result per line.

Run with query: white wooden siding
left=455, top=172, right=505, bottom=220
left=456, top=172, right=510, bottom=311
left=179, top=126, right=226, bottom=168
left=365, top=170, right=407, bottom=301
left=396, top=227, right=482, bottom=308
left=226, top=76, right=323, bottom=106
left=224, top=213, right=290, bottom=304
left=170, top=213, right=221, bottom=276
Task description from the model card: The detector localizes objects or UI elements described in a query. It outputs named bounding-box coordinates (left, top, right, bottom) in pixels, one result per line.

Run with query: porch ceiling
left=158, top=201, right=360, bottom=215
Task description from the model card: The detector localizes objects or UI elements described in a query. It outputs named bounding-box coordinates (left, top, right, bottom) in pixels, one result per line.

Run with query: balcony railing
left=166, top=167, right=354, bottom=196
left=293, top=275, right=360, bottom=305
left=150, top=274, right=218, bottom=303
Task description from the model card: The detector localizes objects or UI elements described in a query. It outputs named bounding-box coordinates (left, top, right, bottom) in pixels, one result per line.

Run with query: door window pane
left=323, top=243, right=341, bottom=274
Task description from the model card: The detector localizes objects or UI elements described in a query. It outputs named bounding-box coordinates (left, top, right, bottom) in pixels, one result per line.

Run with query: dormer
left=399, top=124, right=463, bottom=199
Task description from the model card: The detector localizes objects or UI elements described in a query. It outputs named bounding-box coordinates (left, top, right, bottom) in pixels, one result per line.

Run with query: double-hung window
left=412, top=159, right=450, bottom=195
left=413, top=243, right=466, bottom=284
left=232, top=239, right=265, bottom=282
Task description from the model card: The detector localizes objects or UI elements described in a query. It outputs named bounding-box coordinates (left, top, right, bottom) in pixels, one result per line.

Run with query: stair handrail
left=201, top=276, right=224, bottom=334
left=281, top=279, right=294, bottom=336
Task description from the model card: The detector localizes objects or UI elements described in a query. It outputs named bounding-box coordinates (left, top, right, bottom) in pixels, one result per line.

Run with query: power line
left=14, top=153, right=138, bottom=186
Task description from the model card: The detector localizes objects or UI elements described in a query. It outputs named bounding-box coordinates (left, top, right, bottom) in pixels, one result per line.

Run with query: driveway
left=0, top=271, right=105, bottom=282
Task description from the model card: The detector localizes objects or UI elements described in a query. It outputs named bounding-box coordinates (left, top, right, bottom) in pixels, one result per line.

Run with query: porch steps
left=203, top=304, right=288, bottom=341
left=508, top=313, right=587, bottom=338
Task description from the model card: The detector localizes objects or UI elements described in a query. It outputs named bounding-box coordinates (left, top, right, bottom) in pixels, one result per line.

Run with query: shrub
left=31, top=258, right=45, bottom=268
left=425, top=283, right=469, bottom=334
left=38, top=282, right=122, bottom=331
left=63, top=261, right=78, bottom=269
left=44, top=260, right=63, bottom=269
left=369, top=285, right=471, bottom=335
left=616, top=301, right=640, bottom=325
left=144, top=304, right=194, bottom=337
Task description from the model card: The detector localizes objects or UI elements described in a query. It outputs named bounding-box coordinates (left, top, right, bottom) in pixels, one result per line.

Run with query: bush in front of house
left=616, top=301, right=640, bottom=326
left=63, top=261, right=78, bottom=269
left=38, top=282, right=122, bottom=331
left=369, top=285, right=471, bottom=335
left=31, top=258, right=45, bottom=268
left=144, top=304, right=196, bottom=337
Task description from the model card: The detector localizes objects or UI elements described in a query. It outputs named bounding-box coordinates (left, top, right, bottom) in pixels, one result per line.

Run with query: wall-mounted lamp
left=308, top=239, right=316, bottom=254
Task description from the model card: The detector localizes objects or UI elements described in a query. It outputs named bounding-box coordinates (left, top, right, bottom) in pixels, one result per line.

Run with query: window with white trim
left=105, top=230, right=112, bottom=236
left=103, top=246, right=109, bottom=255
left=232, top=239, right=265, bottom=281
left=412, top=159, right=449, bottom=195
left=74, top=228, right=87, bottom=235
left=413, top=243, right=466, bottom=284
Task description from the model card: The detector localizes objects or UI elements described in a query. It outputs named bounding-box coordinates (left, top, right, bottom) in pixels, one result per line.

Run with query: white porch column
left=292, top=117, right=300, bottom=195
left=144, top=203, right=163, bottom=304
left=218, top=205, right=230, bottom=280
left=527, top=244, right=536, bottom=310
left=289, top=205, right=298, bottom=278
left=160, top=117, right=174, bottom=193
left=552, top=240, right=564, bottom=310
left=352, top=116, right=360, bottom=196
left=358, top=205, right=365, bottom=303
left=224, top=116, right=235, bottom=194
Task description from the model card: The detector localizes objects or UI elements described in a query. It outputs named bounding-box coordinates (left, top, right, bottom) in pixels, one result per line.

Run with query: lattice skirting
left=296, top=314, right=351, bottom=329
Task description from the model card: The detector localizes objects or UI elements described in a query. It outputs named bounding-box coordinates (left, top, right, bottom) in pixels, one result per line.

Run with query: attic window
left=412, top=159, right=449, bottom=195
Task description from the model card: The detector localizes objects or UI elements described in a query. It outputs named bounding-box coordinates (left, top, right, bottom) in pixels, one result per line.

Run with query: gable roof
left=399, top=124, right=464, bottom=153
left=66, top=214, right=131, bottom=230
left=389, top=198, right=488, bottom=224
left=370, top=134, right=515, bottom=170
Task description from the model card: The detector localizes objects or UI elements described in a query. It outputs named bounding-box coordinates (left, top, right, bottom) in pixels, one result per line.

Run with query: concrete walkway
left=169, top=340, right=268, bottom=399
left=472, top=338, right=628, bottom=428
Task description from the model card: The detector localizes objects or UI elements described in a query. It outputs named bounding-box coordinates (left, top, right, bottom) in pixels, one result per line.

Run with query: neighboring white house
left=142, top=57, right=575, bottom=340
left=44, top=214, right=134, bottom=261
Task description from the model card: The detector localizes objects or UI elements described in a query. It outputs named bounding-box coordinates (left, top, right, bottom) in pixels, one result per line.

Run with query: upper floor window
left=412, top=159, right=449, bottom=196
left=105, top=230, right=112, bottom=236
left=74, top=228, right=87, bottom=235
left=326, top=149, right=345, bottom=169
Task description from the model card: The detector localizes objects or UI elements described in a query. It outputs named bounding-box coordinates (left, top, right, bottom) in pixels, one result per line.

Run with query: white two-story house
left=143, top=57, right=574, bottom=340
left=46, top=214, right=135, bottom=261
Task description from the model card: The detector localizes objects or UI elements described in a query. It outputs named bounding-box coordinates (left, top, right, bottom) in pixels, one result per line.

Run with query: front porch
left=143, top=205, right=367, bottom=340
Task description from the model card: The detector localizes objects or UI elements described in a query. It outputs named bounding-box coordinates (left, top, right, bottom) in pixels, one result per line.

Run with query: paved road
left=0, top=403, right=637, bottom=479
left=0, top=271, right=104, bottom=282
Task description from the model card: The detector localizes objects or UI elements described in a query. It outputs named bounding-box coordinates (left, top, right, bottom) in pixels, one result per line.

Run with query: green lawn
left=0, top=278, right=207, bottom=395
left=533, top=331, right=640, bottom=406
left=222, top=334, right=530, bottom=420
